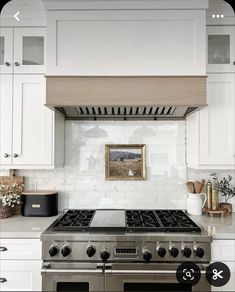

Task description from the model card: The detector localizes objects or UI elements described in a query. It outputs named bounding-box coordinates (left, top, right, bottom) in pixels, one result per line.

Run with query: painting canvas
left=105, top=144, right=146, bottom=180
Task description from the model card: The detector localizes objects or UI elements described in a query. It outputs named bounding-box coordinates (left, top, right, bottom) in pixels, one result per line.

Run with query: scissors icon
left=212, top=269, right=223, bottom=280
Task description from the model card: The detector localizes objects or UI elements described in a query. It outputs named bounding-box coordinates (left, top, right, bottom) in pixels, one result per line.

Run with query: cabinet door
left=0, top=75, right=13, bottom=166
left=211, top=240, right=235, bottom=291
left=13, top=28, right=46, bottom=74
left=207, top=26, right=235, bottom=73
left=199, top=74, right=235, bottom=166
left=12, top=75, right=53, bottom=166
left=0, top=260, right=41, bottom=291
left=0, top=28, right=13, bottom=74
left=0, top=239, right=41, bottom=260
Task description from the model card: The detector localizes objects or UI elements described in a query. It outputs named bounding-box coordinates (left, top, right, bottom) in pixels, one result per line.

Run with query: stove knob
left=170, top=247, right=179, bottom=258
left=49, top=245, right=59, bottom=257
left=100, top=248, right=110, bottom=262
left=142, top=249, right=152, bottom=262
left=61, top=245, right=71, bottom=257
left=157, top=247, right=167, bottom=258
left=86, top=245, right=96, bottom=257
left=182, top=247, right=192, bottom=258
left=194, top=247, right=204, bottom=258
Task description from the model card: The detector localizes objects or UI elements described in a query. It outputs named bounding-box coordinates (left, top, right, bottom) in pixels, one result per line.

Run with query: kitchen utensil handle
left=0, top=278, right=7, bottom=283
left=201, top=193, right=207, bottom=208
left=0, top=247, right=7, bottom=252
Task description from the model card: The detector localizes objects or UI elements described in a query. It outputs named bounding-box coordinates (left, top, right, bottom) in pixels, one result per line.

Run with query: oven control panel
left=43, top=240, right=211, bottom=263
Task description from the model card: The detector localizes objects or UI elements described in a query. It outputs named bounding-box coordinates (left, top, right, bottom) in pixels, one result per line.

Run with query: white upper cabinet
left=186, top=74, right=235, bottom=169
left=0, top=28, right=13, bottom=74
left=0, top=27, right=46, bottom=74
left=12, top=75, right=52, bottom=165
left=199, top=74, right=235, bottom=166
left=14, top=28, right=46, bottom=74
left=207, top=26, right=235, bottom=73
left=0, top=74, right=64, bottom=169
left=0, top=75, right=12, bottom=164
left=46, top=10, right=206, bottom=75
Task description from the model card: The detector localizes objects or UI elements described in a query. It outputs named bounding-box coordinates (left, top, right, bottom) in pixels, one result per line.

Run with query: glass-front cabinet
left=207, top=26, right=235, bottom=73
left=14, top=28, right=46, bottom=73
left=0, top=27, right=45, bottom=74
left=0, top=28, right=13, bottom=74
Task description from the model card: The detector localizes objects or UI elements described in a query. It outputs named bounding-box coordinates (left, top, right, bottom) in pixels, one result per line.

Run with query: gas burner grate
left=51, top=210, right=95, bottom=231
left=125, top=210, right=201, bottom=233
left=155, top=210, right=201, bottom=232
left=126, top=210, right=163, bottom=232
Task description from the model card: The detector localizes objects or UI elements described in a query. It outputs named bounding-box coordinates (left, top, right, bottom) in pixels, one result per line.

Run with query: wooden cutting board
left=0, top=176, right=24, bottom=186
left=0, top=170, right=24, bottom=215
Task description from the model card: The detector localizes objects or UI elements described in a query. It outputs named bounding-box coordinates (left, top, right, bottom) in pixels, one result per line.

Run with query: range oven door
left=41, top=262, right=104, bottom=292
left=105, top=263, right=211, bottom=292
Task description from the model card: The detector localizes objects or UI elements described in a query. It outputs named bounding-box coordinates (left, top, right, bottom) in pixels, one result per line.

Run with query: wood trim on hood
left=46, top=76, right=207, bottom=107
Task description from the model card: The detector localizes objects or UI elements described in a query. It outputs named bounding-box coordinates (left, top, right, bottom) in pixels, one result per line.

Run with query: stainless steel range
left=41, top=209, right=212, bottom=292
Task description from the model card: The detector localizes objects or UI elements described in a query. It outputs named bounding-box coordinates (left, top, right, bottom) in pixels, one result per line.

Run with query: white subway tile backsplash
left=1, top=121, right=189, bottom=210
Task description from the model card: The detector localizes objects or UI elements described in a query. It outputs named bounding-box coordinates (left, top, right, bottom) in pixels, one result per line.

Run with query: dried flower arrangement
left=0, top=184, right=23, bottom=219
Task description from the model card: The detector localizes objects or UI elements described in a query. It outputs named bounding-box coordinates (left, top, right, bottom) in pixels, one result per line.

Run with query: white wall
left=0, top=121, right=187, bottom=210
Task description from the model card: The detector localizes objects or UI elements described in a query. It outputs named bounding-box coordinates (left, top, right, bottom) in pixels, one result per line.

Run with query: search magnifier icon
left=186, top=271, right=192, bottom=278
left=177, top=263, right=201, bottom=286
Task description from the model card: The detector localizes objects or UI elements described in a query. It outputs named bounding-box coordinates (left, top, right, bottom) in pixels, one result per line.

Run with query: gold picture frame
left=105, top=144, right=146, bottom=180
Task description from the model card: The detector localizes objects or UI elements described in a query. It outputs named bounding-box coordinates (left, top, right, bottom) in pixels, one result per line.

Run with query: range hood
left=46, top=76, right=207, bottom=120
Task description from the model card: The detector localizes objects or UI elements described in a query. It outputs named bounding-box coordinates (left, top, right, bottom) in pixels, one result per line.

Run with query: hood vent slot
left=56, top=106, right=190, bottom=120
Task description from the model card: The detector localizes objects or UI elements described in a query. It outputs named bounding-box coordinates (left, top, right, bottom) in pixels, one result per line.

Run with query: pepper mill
left=206, top=180, right=212, bottom=210
left=211, top=188, right=219, bottom=211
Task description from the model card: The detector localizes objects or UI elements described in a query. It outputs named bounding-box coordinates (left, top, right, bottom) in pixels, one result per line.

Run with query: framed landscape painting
left=105, top=144, right=146, bottom=180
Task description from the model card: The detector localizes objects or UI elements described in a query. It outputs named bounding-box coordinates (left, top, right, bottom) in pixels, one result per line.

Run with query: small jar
left=211, top=188, right=219, bottom=211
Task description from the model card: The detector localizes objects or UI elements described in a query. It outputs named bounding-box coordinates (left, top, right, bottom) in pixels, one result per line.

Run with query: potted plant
left=0, top=184, right=23, bottom=219
left=210, top=173, right=235, bottom=215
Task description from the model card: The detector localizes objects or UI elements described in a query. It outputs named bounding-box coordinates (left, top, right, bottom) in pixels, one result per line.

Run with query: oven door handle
left=41, top=264, right=103, bottom=275
left=42, top=269, right=103, bottom=274
left=106, top=269, right=206, bottom=275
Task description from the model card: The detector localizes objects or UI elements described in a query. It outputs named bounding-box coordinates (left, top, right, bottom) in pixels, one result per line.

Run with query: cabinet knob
left=0, top=278, right=7, bottom=283
left=13, top=154, right=18, bottom=158
left=5, top=62, right=10, bottom=66
left=4, top=153, right=9, bottom=158
left=14, top=61, right=20, bottom=66
left=0, top=246, right=7, bottom=252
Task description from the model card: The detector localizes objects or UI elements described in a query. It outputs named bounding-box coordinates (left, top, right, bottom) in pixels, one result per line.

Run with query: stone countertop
left=0, top=214, right=59, bottom=239
left=191, top=213, right=235, bottom=240
left=0, top=212, right=234, bottom=240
